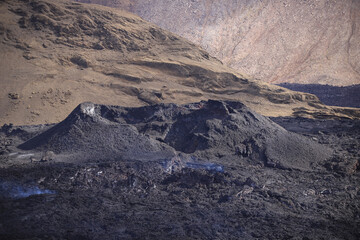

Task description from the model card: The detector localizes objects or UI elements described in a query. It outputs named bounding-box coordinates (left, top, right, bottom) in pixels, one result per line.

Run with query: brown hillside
left=79, top=0, right=360, bottom=86
left=0, top=0, right=359, bottom=125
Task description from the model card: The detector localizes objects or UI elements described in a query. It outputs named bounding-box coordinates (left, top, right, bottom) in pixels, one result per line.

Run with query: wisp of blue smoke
left=0, top=181, right=55, bottom=199
left=186, top=162, right=224, bottom=172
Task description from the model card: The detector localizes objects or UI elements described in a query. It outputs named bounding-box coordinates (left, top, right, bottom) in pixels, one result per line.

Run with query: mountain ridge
left=0, top=0, right=359, bottom=126
left=77, top=0, right=360, bottom=86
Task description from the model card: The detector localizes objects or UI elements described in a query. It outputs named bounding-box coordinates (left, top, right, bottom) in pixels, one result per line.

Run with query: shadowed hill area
left=0, top=0, right=359, bottom=126
left=78, top=0, right=360, bottom=86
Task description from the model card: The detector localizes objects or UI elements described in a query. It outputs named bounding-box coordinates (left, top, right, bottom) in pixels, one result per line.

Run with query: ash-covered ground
left=0, top=100, right=359, bottom=239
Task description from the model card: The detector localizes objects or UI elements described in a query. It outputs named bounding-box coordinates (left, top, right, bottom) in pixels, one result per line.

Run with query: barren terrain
left=79, top=0, right=360, bottom=86
left=0, top=100, right=359, bottom=239
left=0, top=1, right=359, bottom=239
left=1, top=0, right=359, bottom=126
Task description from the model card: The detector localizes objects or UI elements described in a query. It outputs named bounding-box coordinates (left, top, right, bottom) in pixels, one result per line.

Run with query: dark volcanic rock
left=19, top=102, right=176, bottom=162
left=19, top=100, right=332, bottom=170
left=1, top=100, right=359, bottom=240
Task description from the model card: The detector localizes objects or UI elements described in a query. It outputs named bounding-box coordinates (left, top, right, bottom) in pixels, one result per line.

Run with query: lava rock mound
left=19, top=100, right=332, bottom=170
left=19, top=102, right=176, bottom=162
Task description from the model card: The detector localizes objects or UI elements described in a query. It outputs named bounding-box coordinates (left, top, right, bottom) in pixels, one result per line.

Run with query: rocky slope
left=79, top=0, right=360, bottom=86
left=17, top=100, right=332, bottom=171
left=0, top=101, right=359, bottom=239
left=1, top=0, right=359, bottom=125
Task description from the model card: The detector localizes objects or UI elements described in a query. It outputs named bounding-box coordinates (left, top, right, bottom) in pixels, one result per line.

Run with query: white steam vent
left=81, top=102, right=96, bottom=116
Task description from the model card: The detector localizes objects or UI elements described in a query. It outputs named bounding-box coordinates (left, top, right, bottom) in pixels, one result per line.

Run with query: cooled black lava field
left=0, top=100, right=359, bottom=239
